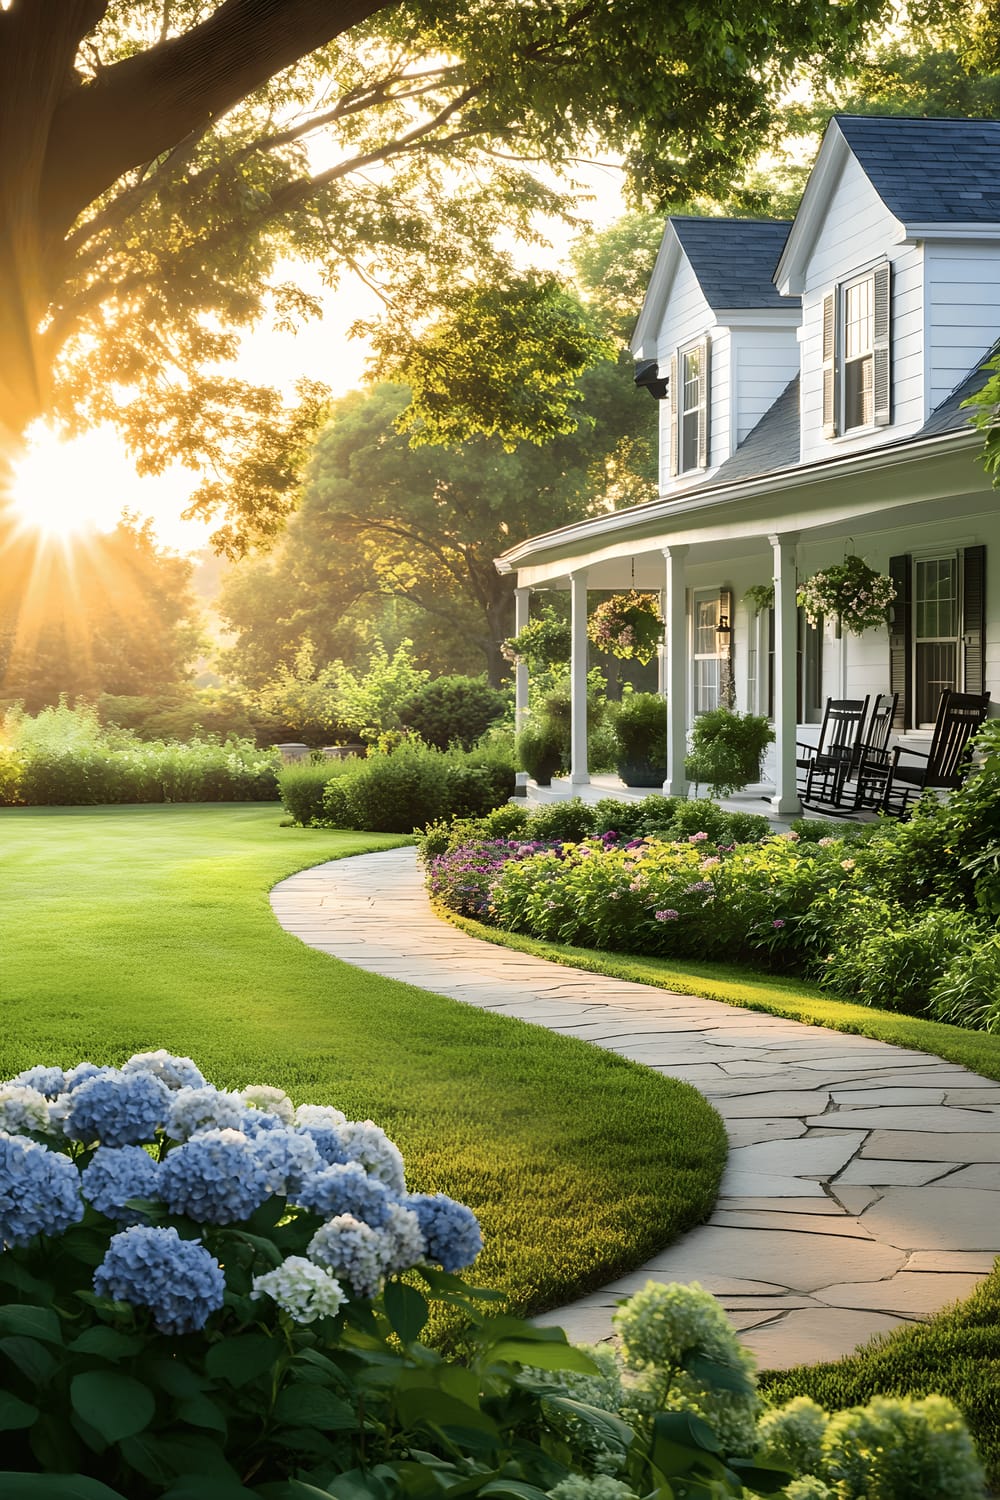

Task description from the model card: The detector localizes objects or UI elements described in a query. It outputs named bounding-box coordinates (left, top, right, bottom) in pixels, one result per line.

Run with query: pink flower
left=688, top=831, right=709, bottom=843
left=655, top=909, right=679, bottom=922
left=772, top=918, right=786, bottom=929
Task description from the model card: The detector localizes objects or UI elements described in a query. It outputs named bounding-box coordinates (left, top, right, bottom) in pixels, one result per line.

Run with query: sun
left=6, top=425, right=126, bottom=543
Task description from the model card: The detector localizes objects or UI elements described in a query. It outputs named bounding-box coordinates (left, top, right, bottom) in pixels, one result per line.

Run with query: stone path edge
left=270, top=846, right=1000, bottom=1371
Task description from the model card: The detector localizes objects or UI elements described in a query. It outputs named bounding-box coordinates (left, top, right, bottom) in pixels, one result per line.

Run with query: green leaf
left=489, top=1340, right=598, bottom=1373
left=653, top=1410, right=722, bottom=1456
left=0, top=1306, right=63, bottom=1345
left=0, top=1392, right=39, bottom=1431
left=541, top=1396, right=633, bottom=1451
left=145, top=1357, right=209, bottom=1399
left=205, top=1332, right=279, bottom=1388
left=727, top=1456, right=795, bottom=1494
left=176, top=1395, right=228, bottom=1434
left=70, top=1371, right=155, bottom=1444
left=384, top=1280, right=429, bottom=1345
left=394, top=1387, right=499, bottom=1438
left=0, top=1477, right=128, bottom=1499
left=480, top=1484, right=550, bottom=1500
left=162, top=1480, right=260, bottom=1500
left=324, top=1469, right=394, bottom=1500
left=684, top=1354, right=754, bottom=1397
left=272, top=1383, right=356, bottom=1431
left=68, top=1328, right=143, bottom=1360
left=0, top=1336, right=59, bottom=1386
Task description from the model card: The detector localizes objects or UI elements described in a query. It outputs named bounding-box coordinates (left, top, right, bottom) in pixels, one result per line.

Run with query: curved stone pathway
left=271, top=847, right=1000, bottom=1370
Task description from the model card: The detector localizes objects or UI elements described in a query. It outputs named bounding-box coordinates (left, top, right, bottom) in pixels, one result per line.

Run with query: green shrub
left=525, top=798, right=598, bottom=843
left=686, top=708, right=774, bottom=794
left=398, top=675, right=507, bottom=750
left=587, top=712, right=621, bottom=773
left=820, top=1395, right=984, bottom=1499
left=591, top=797, right=669, bottom=838
left=653, top=798, right=733, bottom=843
left=278, top=759, right=350, bottom=826
left=814, top=900, right=984, bottom=1014
left=931, top=932, right=1000, bottom=1032
left=319, top=741, right=515, bottom=834
left=516, top=718, right=565, bottom=783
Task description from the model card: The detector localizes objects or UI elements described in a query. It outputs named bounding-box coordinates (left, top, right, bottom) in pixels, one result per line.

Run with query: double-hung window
left=888, top=547, right=987, bottom=729
left=668, top=337, right=710, bottom=475
left=822, top=263, right=891, bottom=437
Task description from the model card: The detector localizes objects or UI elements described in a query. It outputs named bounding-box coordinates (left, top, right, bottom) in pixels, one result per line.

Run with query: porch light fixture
left=716, top=613, right=732, bottom=642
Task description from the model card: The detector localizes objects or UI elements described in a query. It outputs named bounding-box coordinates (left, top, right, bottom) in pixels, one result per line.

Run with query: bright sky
left=9, top=160, right=628, bottom=556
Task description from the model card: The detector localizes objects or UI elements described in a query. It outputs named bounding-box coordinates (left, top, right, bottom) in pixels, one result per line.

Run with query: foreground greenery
left=442, top=914, right=1000, bottom=1084
left=761, top=1267, right=1000, bottom=1488
left=0, top=804, right=726, bottom=1315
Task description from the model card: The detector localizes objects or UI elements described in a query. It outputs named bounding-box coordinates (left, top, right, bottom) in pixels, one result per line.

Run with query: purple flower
left=688, top=831, right=709, bottom=843
left=772, top=918, right=786, bottom=929
left=655, top=909, right=679, bottom=922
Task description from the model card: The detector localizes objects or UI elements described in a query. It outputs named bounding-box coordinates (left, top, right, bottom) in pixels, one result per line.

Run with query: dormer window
left=822, top=263, right=891, bottom=437
left=669, top=337, right=710, bottom=475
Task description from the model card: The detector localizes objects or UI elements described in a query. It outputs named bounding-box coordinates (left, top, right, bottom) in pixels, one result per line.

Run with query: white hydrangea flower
left=548, top=1478, right=638, bottom=1500
left=294, top=1103, right=347, bottom=1130
left=378, top=1202, right=426, bottom=1275
left=251, top=1255, right=347, bottom=1324
left=0, top=1086, right=55, bottom=1136
left=337, top=1120, right=406, bottom=1192
left=241, top=1085, right=294, bottom=1124
left=46, top=1093, right=73, bottom=1137
left=166, top=1086, right=246, bottom=1141
left=122, top=1050, right=207, bottom=1091
left=308, top=1214, right=386, bottom=1299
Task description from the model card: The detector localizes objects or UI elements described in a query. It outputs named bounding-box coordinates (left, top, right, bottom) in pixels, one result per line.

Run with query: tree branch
left=39, top=0, right=395, bottom=242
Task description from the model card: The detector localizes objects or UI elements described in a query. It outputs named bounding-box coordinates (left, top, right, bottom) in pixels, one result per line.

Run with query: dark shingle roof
left=836, top=115, right=1000, bottom=225
left=920, top=343, right=999, bottom=437
left=670, top=217, right=794, bottom=311
left=709, top=376, right=801, bottom=484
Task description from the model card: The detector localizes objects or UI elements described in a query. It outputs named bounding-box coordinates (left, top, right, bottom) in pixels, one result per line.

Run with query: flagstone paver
left=270, top=846, right=1000, bottom=1370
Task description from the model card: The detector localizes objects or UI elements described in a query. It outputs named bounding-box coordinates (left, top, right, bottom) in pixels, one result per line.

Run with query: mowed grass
left=0, top=805, right=726, bottom=1315
left=444, top=914, right=1000, bottom=1083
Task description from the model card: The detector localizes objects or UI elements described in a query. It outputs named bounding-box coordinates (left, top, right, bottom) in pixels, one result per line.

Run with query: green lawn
left=445, top=913, right=1000, bottom=1082
left=0, top=804, right=726, bottom=1317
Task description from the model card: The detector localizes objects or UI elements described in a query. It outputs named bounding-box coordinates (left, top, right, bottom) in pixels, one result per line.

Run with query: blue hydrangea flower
left=7, top=1066, right=66, bottom=1099
left=66, top=1070, right=170, bottom=1148
left=249, top=1127, right=321, bottom=1196
left=335, top=1121, right=406, bottom=1192
left=159, top=1128, right=271, bottom=1224
left=64, top=1062, right=112, bottom=1092
left=407, top=1193, right=483, bottom=1272
left=294, top=1161, right=395, bottom=1226
left=94, top=1225, right=225, bottom=1334
left=297, top=1123, right=349, bottom=1167
left=81, top=1146, right=162, bottom=1223
left=0, top=1132, right=84, bottom=1244
left=122, top=1050, right=207, bottom=1092
left=165, top=1086, right=246, bottom=1141
left=378, top=1203, right=426, bottom=1275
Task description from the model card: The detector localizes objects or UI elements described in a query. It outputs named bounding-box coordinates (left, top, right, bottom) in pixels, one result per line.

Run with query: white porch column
left=662, top=546, right=689, bottom=798
left=570, top=568, right=590, bottom=786
left=769, top=531, right=801, bottom=816
left=514, top=585, right=530, bottom=794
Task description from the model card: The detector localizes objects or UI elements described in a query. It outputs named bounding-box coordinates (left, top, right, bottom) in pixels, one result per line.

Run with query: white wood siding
left=926, top=240, right=1000, bottom=413
left=799, top=153, right=924, bottom=463
left=654, top=255, right=720, bottom=495
left=731, top=329, right=800, bottom=446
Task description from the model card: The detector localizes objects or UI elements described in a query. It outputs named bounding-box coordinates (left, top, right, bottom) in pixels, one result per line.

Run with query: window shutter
left=888, top=553, right=912, bottom=729
left=697, top=337, right=711, bottom=469
left=873, top=263, right=892, bottom=427
left=963, top=544, right=987, bottom=696
left=822, top=291, right=838, bottom=438
left=668, top=352, right=678, bottom=478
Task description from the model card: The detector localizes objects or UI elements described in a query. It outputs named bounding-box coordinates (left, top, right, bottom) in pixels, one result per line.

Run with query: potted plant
left=613, top=692, right=668, bottom=787
left=797, top=555, right=896, bottom=636
left=685, top=707, right=774, bottom=795
left=502, top=605, right=571, bottom=670
left=515, top=718, right=565, bottom=786
left=587, top=591, right=664, bottom=663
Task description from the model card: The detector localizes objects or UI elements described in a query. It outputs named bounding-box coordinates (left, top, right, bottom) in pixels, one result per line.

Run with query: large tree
left=219, top=362, right=655, bottom=686
left=1, top=0, right=907, bottom=508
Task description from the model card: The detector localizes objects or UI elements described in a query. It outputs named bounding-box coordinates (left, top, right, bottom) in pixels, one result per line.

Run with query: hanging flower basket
left=797, top=555, right=896, bottom=637
left=587, top=590, right=664, bottom=664
left=501, top=606, right=571, bottom=668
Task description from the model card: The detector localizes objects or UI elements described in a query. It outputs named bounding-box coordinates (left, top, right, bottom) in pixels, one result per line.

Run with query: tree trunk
left=483, top=582, right=515, bottom=688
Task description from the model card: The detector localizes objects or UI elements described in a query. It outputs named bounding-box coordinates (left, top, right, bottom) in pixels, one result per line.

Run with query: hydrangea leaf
left=0, top=1335, right=59, bottom=1387
left=0, top=1476, right=127, bottom=1498
left=383, top=1280, right=429, bottom=1345
left=0, top=1394, right=40, bottom=1433
left=0, top=1306, right=64, bottom=1346
left=490, top=1339, right=599, bottom=1373
left=204, top=1333, right=278, bottom=1388
left=70, top=1372, right=156, bottom=1444
left=272, top=1384, right=357, bottom=1432
left=67, top=1329, right=143, bottom=1360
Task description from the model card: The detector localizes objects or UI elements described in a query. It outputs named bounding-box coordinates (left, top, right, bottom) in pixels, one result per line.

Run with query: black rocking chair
left=880, top=689, right=991, bottom=819
left=797, top=697, right=870, bottom=812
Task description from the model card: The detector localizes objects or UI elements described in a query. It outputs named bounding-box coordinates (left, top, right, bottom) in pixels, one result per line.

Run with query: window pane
left=695, top=659, right=719, bottom=714
left=915, top=558, right=958, bottom=639
left=844, top=355, right=873, bottom=429
left=695, top=597, right=718, bottom=654
left=682, top=348, right=701, bottom=412
left=845, top=278, right=874, bottom=360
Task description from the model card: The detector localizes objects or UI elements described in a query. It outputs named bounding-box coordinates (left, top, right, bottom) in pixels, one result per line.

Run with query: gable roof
left=836, top=114, right=1000, bottom=227
left=709, top=376, right=800, bottom=483
left=669, top=217, right=793, bottom=311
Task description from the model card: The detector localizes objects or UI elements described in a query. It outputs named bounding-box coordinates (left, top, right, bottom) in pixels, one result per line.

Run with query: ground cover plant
left=0, top=804, right=726, bottom=1321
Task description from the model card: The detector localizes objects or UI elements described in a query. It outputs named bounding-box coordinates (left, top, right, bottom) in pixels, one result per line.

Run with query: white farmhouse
left=496, top=114, right=1000, bottom=814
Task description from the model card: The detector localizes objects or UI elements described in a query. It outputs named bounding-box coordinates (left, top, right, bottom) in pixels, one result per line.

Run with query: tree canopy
left=1, top=0, right=911, bottom=502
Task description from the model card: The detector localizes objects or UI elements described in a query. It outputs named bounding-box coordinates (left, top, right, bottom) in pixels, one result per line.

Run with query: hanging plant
left=796, top=555, right=896, bottom=636
left=501, top=605, right=571, bottom=668
left=743, top=583, right=774, bottom=615
left=587, top=590, right=664, bottom=664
